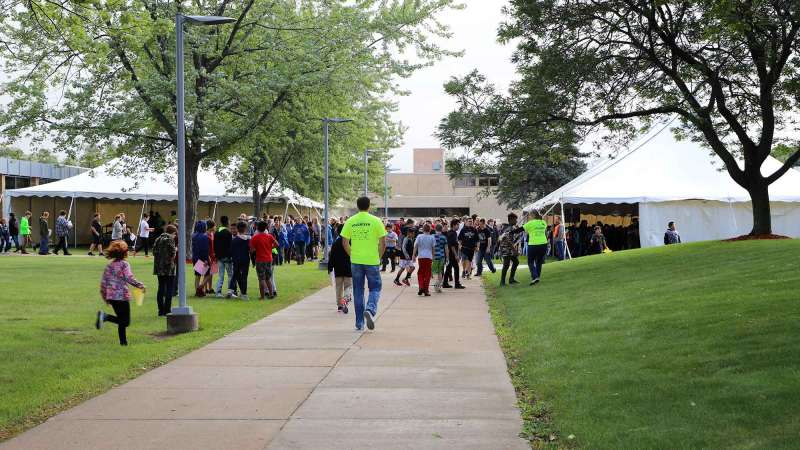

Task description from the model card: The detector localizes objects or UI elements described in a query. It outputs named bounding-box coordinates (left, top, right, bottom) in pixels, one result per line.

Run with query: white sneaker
left=215, top=292, right=223, bottom=298
left=364, top=310, right=376, bottom=330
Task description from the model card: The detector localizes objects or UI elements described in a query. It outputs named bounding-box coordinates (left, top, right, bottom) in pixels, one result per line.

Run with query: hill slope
left=486, top=240, right=800, bottom=449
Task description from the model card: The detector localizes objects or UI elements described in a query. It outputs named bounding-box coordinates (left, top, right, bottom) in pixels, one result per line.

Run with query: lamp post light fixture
left=169, top=13, right=236, bottom=334
left=319, top=117, right=353, bottom=270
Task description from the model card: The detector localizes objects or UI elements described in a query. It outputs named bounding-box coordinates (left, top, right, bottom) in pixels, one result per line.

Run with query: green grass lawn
left=486, top=240, right=800, bottom=450
left=0, top=255, right=328, bottom=441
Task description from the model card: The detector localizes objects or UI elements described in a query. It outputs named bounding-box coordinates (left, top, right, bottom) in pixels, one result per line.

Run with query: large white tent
left=3, top=159, right=323, bottom=244
left=525, top=134, right=800, bottom=247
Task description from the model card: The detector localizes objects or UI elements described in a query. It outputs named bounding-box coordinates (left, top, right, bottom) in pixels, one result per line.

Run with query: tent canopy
left=526, top=133, right=800, bottom=211
left=6, top=159, right=323, bottom=209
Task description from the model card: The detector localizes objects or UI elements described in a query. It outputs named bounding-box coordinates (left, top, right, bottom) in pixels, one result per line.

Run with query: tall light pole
left=169, top=13, right=235, bottom=334
left=384, top=165, right=399, bottom=219
left=319, top=117, right=353, bottom=270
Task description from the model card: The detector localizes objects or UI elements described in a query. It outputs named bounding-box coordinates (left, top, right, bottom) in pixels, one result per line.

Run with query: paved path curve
left=1, top=274, right=528, bottom=450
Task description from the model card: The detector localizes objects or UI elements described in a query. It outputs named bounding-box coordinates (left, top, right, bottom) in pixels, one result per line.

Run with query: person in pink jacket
left=95, top=240, right=145, bottom=346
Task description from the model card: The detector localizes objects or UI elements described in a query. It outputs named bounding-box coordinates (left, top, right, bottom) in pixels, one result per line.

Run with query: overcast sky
left=387, top=1, right=517, bottom=173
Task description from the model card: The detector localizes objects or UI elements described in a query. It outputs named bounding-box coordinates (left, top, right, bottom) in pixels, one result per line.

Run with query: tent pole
left=212, top=198, right=218, bottom=221
left=2, top=191, right=10, bottom=221
left=283, top=198, right=290, bottom=220
left=561, top=198, right=572, bottom=260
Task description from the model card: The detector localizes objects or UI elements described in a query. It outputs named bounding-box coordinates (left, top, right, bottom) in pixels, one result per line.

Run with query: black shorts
left=92, top=234, right=101, bottom=245
left=461, top=248, right=475, bottom=261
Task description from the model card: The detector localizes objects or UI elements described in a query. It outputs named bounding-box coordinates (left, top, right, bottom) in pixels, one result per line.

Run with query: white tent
left=525, top=134, right=800, bottom=247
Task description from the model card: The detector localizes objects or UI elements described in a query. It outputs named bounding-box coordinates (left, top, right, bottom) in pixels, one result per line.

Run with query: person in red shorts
left=249, top=221, right=278, bottom=300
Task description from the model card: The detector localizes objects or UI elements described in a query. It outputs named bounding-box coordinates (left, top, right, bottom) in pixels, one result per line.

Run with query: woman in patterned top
left=95, top=240, right=145, bottom=345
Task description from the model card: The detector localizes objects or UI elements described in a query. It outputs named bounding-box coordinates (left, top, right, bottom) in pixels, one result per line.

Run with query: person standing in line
left=523, top=211, right=548, bottom=286
left=664, top=221, right=681, bottom=245
left=0, top=218, right=9, bottom=253
left=95, top=241, right=145, bottom=346
left=328, top=233, right=353, bottom=313
left=443, top=218, right=464, bottom=289
left=191, top=221, right=211, bottom=297
left=250, top=221, right=278, bottom=300
left=475, top=218, right=496, bottom=276
left=88, top=213, right=104, bottom=256
left=340, top=197, right=386, bottom=331
left=271, top=217, right=284, bottom=266
left=134, top=213, right=154, bottom=257
left=229, top=221, right=250, bottom=300
left=488, top=218, right=500, bottom=258
left=38, top=211, right=50, bottom=255
left=432, top=223, right=449, bottom=293
left=53, top=210, right=72, bottom=255
left=457, top=218, right=479, bottom=280
left=152, top=224, right=177, bottom=316
left=20, top=211, right=32, bottom=254
left=381, top=224, right=398, bottom=272
left=214, top=216, right=234, bottom=297
left=204, top=219, right=217, bottom=295
left=393, top=227, right=416, bottom=286
left=552, top=216, right=566, bottom=260
left=413, top=223, right=436, bottom=296
left=9, top=212, right=20, bottom=252
left=499, top=213, right=524, bottom=286
left=111, top=214, right=123, bottom=242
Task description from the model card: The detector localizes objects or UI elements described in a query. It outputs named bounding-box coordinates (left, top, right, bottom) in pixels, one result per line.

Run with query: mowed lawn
left=486, top=240, right=800, bottom=450
left=0, top=255, right=328, bottom=441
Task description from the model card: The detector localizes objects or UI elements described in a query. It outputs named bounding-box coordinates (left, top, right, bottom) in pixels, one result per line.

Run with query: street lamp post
left=318, top=118, right=353, bottom=270
left=169, top=13, right=235, bottom=334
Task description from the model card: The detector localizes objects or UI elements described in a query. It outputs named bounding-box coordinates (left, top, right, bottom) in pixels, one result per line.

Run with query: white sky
left=387, top=1, right=517, bottom=173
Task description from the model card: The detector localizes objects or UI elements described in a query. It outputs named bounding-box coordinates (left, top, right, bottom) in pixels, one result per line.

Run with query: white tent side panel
left=639, top=200, right=800, bottom=248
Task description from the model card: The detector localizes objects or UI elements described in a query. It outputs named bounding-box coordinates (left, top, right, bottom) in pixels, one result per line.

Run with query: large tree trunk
left=747, top=179, right=772, bottom=236
left=253, top=186, right=262, bottom=218
left=185, top=154, right=201, bottom=255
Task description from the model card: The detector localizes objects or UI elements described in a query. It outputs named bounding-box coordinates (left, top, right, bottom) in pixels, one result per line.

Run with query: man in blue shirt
left=292, top=220, right=311, bottom=265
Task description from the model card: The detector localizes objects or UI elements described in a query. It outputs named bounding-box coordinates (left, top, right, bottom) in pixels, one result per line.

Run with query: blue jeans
left=554, top=240, right=565, bottom=260
left=351, top=264, right=382, bottom=329
left=39, top=236, right=49, bottom=254
left=216, top=258, right=233, bottom=293
left=527, top=244, right=547, bottom=280
left=475, top=247, right=495, bottom=275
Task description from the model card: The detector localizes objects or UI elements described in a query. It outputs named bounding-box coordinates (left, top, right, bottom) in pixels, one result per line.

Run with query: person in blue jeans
left=340, top=197, right=387, bottom=331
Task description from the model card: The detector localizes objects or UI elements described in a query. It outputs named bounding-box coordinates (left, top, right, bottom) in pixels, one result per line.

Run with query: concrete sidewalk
left=1, top=274, right=528, bottom=450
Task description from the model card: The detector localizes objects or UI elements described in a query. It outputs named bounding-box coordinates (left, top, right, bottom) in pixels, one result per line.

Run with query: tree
left=437, top=71, right=586, bottom=209
left=772, top=144, right=800, bottom=167
left=0, top=0, right=459, bottom=244
left=493, top=0, right=800, bottom=235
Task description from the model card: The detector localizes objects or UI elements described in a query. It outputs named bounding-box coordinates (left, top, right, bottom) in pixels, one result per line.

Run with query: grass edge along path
left=484, top=239, right=800, bottom=450
left=0, top=257, right=329, bottom=442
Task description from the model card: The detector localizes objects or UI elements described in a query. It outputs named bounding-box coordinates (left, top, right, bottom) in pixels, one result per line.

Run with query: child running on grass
left=95, top=240, right=145, bottom=346
left=393, top=227, right=416, bottom=286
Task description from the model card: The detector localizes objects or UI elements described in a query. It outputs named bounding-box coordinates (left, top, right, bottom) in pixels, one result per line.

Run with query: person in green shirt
left=523, top=210, right=548, bottom=286
left=20, top=210, right=32, bottom=254
left=341, top=197, right=386, bottom=331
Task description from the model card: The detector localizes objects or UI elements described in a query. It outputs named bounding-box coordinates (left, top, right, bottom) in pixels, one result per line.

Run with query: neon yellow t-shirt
left=340, top=211, right=387, bottom=265
left=523, top=219, right=547, bottom=245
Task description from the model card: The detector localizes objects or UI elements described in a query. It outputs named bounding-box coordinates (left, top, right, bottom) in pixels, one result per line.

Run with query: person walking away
left=664, top=221, right=681, bottom=245
left=229, top=221, right=251, bottom=300
left=394, top=227, right=416, bottom=286
left=432, top=223, right=449, bottom=293
left=340, top=197, right=386, bottom=331
left=19, top=211, right=32, bottom=254
left=95, top=241, right=145, bottom=346
left=458, top=218, right=479, bottom=279
left=590, top=225, right=609, bottom=254
left=89, top=213, right=104, bottom=256
left=552, top=216, right=566, bottom=260
left=327, top=234, right=353, bottom=312
left=310, top=218, right=321, bottom=260
left=475, top=218, right=496, bottom=276
left=0, top=218, right=9, bottom=253
left=499, top=213, right=525, bottom=286
left=38, top=211, right=51, bottom=255
left=152, top=224, right=177, bottom=316
left=134, top=213, right=154, bottom=257
left=214, top=216, right=234, bottom=297
left=9, top=212, right=20, bottom=252
left=381, top=224, right=398, bottom=272
left=443, top=218, right=464, bottom=289
left=250, top=221, right=277, bottom=300
left=53, top=210, right=73, bottom=255
left=523, top=211, right=548, bottom=286
left=191, top=221, right=211, bottom=297
left=413, top=223, right=436, bottom=296
left=292, top=219, right=310, bottom=264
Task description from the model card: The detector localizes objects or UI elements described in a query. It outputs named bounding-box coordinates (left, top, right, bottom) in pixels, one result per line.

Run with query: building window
left=454, top=176, right=477, bottom=188
left=478, top=176, right=499, bottom=187
left=5, top=176, right=31, bottom=189
left=432, top=160, right=442, bottom=171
